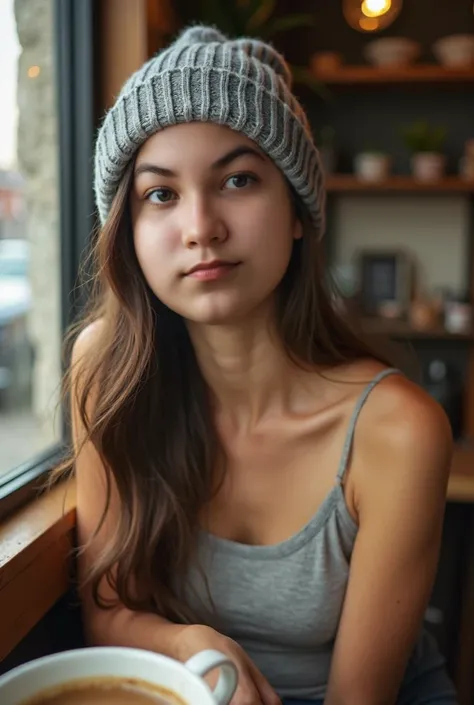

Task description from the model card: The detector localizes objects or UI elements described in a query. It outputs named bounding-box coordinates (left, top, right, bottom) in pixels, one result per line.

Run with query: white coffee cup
left=0, top=646, right=239, bottom=705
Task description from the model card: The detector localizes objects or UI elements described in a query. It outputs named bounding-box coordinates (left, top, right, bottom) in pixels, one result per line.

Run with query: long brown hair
left=55, top=161, right=396, bottom=622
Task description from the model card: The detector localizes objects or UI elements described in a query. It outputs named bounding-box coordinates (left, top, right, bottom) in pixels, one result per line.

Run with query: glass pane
left=0, top=0, right=61, bottom=481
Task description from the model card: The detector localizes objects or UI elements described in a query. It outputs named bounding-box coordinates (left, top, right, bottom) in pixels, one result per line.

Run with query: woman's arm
left=71, top=323, right=188, bottom=655
left=325, top=376, right=453, bottom=705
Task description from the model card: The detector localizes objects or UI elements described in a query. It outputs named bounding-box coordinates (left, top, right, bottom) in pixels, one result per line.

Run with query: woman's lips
left=186, top=262, right=239, bottom=281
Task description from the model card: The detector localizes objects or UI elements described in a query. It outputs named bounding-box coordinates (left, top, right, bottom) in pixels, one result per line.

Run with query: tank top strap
left=336, top=367, right=402, bottom=484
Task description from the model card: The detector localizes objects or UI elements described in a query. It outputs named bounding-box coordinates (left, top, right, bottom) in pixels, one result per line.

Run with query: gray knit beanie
left=94, top=24, right=326, bottom=237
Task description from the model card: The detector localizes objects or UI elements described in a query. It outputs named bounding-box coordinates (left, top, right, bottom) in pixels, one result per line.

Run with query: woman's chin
left=181, top=299, right=256, bottom=327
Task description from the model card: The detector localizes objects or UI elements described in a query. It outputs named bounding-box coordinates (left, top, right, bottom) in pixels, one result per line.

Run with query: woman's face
left=130, top=122, right=301, bottom=325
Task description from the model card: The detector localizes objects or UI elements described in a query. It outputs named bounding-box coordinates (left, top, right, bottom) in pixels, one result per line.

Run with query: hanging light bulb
left=359, top=17, right=380, bottom=31
left=361, top=0, right=392, bottom=18
left=343, top=0, right=402, bottom=33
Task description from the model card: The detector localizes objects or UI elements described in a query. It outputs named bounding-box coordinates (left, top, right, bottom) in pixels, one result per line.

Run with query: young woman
left=65, top=24, right=457, bottom=705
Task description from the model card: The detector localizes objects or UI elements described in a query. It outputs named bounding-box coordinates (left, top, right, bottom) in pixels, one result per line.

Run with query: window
left=0, top=0, right=61, bottom=480
left=0, top=0, right=94, bottom=513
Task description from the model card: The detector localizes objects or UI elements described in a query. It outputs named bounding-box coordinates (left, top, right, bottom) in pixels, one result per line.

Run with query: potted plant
left=194, top=0, right=313, bottom=40
left=401, top=121, right=447, bottom=181
left=185, top=0, right=328, bottom=96
left=354, top=147, right=391, bottom=181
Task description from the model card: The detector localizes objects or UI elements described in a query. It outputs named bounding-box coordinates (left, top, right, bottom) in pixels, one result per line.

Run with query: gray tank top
left=181, top=368, right=400, bottom=700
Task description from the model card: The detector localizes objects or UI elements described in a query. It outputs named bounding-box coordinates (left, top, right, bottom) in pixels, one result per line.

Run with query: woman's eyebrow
left=134, top=145, right=266, bottom=179
left=134, top=163, right=176, bottom=178
left=211, top=145, right=266, bottom=169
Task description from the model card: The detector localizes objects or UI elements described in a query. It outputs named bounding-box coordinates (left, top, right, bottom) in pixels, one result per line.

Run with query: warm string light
left=27, top=66, right=40, bottom=78
left=343, top=0, right=402, bottom=33
left=361, top=0, right=392, bottom=17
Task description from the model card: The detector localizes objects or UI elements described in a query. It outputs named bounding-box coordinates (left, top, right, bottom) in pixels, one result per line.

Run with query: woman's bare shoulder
left=70, top=319, right=107, bottom=418
left=71, top=318, right=106, bottom=369
left=348, top=360, right=453, bottom=505
left=358, top=365, right=451, bottom=449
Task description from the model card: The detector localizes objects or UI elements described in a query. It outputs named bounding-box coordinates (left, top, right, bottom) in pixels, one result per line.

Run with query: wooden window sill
left=0, top=479, right=76, bottom=660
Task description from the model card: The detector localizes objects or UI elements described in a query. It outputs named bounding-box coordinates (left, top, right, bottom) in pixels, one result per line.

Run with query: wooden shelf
left=360, top=318, right=474, bottom=341
left=312, top=64, right=474, bottom=85
left=450, top=443, right=474, bottom=502
left=326, top=175, right=474, bottom=193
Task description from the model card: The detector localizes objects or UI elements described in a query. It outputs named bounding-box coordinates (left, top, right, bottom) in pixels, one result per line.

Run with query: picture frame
left=356, top=249, right=414, bottom=317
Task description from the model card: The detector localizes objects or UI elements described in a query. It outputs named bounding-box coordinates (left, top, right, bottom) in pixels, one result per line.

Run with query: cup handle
left=185, top=649, right=238, bottom=705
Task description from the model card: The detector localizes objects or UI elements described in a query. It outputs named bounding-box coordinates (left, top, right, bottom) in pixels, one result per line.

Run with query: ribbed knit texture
left=94, top=24, right=326, bottom=236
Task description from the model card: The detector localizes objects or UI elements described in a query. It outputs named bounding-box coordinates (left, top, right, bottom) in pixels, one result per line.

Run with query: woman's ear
left=293, top=218, right=303, bottom=241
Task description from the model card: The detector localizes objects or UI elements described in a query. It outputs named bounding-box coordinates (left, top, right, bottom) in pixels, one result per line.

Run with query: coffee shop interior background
left=1, top=1, right=474, bottom=705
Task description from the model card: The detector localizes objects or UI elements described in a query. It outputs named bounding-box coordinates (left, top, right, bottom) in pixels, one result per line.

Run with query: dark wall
left=0, top=591, right=84, bottom=678
left=426, top=503, right=472, bottom=676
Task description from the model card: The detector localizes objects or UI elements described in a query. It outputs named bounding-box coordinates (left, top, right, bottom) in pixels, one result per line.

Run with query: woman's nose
left=181, top=196, right=228, bottom=248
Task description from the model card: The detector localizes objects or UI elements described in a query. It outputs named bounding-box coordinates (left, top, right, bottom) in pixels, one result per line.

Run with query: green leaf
left=246, top=0, right=277, bottom=34
left=261, top=13, right=316, bottom=38
left=198, top=0, right=236, bottom=35
left=237, top=0, right=262, bottom=12
left=400, top=121, right=447, bottom=152
left=232, top=0, right=264, bottom=35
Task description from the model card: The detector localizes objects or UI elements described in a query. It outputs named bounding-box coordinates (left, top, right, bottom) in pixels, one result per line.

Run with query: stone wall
left=14, top=0, right=61, bottom=445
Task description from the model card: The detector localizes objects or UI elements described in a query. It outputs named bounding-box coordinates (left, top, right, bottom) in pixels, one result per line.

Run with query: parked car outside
left=0, top=238, right=33, bottom=409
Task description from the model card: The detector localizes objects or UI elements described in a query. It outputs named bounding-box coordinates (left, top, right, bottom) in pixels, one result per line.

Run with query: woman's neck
left=186, top=308, right=308, bottom=431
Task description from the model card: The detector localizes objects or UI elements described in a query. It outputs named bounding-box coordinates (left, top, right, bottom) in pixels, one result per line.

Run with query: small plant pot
left=459, top=155, right=474, bottom=180
left=354, top=152, right=391, bottom=181
left=411, top=152, right=446, bottom=181
left=433, top=34, right=474, bottom=68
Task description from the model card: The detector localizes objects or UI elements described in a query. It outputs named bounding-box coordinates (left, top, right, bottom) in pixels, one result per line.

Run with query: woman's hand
left=172, top=624, right=281, bottom=705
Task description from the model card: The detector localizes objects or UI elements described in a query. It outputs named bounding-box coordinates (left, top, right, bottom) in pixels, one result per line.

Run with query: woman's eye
left=146, top=188, right=175, bottom=204
left=225, top=173, right=256, bottom=190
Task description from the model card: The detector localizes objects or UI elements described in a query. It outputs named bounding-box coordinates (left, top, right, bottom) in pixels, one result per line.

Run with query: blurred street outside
left=0, top=408, right=43, bottom=477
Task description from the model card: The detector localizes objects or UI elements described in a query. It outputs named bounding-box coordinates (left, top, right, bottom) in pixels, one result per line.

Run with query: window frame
left=0, top=0, right=96, bottom=521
